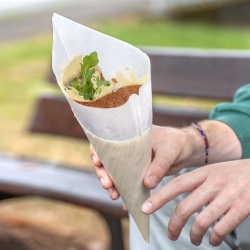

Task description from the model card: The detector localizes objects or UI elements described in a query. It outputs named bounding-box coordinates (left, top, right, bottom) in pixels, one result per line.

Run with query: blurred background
left=1, top=0, right=250, bottom=249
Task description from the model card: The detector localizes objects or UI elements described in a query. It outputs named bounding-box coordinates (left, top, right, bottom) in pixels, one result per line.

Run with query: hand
left=144, top=121, right=242, bottom=190
left=143, top=125, right=203, bottom=189
left=90, top=121, right=241, bottom=207
left=90, top=125, right=197, bottom=199
left=142, top=159, right=250, bottom=247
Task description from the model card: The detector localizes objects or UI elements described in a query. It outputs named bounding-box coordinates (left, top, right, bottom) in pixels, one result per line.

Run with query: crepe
left=59, top=53, right=149, bottom=108
left=52, top=13, right=152, bottom=242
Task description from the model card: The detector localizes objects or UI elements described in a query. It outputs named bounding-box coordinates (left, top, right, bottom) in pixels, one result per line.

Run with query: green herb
left=96, top=78, right=110, bottom=94
left=68, top=51, right=110, bottom=100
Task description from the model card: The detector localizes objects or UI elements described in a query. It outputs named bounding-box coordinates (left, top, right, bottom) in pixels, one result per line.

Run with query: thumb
left=144, top=149, right=174, bottom=189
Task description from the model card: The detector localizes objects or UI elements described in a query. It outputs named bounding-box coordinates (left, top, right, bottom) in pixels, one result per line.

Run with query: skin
left=142, top=159, right=250, bottom=246
left=90, top=120, right=244, bottom=247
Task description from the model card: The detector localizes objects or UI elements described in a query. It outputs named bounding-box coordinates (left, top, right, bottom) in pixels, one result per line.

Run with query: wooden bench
left=1, top=47, right=250, bottom=250
left=0, top=153, right=126, bottom=250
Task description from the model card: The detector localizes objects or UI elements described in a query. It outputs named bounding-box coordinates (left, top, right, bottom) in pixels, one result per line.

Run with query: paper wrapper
left=52, top=13, right=152, bottom=242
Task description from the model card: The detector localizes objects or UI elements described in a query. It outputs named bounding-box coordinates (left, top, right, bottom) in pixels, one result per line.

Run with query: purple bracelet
left=191, top=122, right=209, bottom=165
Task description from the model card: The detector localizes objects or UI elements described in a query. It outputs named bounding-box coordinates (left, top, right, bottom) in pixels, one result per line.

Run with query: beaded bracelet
left=191, top=122, right=209, bottom=165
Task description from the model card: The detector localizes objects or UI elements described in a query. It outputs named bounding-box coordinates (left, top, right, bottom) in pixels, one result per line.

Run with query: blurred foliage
left=91, top=18, right=250, bottom=49
left=166, top=0, right=250, bottom=27
left=0, top=33, right=92, bottom=169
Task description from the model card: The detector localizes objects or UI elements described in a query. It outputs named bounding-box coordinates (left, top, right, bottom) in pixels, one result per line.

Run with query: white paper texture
left=52, top=13, right=152, bottom=241
left=52, top=13, right=152, bottom=141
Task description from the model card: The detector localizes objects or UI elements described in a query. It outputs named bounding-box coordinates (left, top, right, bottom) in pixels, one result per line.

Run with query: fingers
left=168, top=184, right=216, bottom=242
left=90, top=144, right=102, bottom=167
left=95, top=165, right=112, bottom=189
left=144, top=147, right=170, bottom=189
left=90, top=143, right=111, bottom=188
left=209, top=205, right=249, bottom=247
left=123, top=204, right=128, bottom=211
left=189, top=199, right=229, bottom=246
left=95, top=166, right=120, bottom=200
left=144, top=127, right=173, bottom=189
left=142, top=167, right=208, bottom=214
left=94, top=165, right=120, bottom=200
left=143, top=159, right=250, bottom=247
left=90, top=144, right=120, bottom=200
left=108, top=185, right=120, bottom=200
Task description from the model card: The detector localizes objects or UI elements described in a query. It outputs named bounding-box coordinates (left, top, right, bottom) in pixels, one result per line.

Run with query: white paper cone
left=84, top=127, right=151, bottom=242
left=52, top=13, right=153, bottom=242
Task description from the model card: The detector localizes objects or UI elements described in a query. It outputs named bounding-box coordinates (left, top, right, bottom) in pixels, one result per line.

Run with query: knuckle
left=224, top=189, right=239, bottom=202
left=224, top=215, right=240, bottom=230
left=155, top=161, right=168, bottom=176
left=194, top=215, right=209, bottom=231
left=214, top=175, right=228, bottom=188
left=175, top=201, right=189, bottom=219
left=213, top=225, right=225, bottom=239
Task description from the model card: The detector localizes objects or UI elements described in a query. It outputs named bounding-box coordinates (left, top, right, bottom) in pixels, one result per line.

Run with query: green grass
left=91, top=18, right=250, bottom=49
left=0, top=35, right=52, bottom=68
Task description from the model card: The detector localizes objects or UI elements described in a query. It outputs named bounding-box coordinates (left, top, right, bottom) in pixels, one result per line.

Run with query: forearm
left=182, top=120, right=242, bottom=167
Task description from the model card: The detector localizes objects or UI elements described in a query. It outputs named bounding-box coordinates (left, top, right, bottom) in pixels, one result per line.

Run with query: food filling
left=61, top=51, right=149, bottom=104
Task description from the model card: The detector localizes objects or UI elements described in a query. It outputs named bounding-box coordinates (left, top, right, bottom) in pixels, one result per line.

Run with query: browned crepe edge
left=75, top=85, right=141, bottom=108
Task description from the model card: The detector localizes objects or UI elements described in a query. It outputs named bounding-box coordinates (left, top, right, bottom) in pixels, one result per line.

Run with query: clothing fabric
left=210, top=83, right=250, bottom=159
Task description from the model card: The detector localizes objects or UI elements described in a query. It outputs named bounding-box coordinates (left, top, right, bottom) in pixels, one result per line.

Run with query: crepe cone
left=52, top=13, right=152, bottom=242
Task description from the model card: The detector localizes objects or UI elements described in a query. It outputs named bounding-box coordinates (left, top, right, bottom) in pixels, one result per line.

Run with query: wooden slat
left=0, top=153, right=127, bottom=218
left=29, top=94, right=87, bottom=139
left=153, top=106, right=210, bottom=127
left=144, top=48, right=250, bottom=100
left=30, top=94, right=212, bottom=136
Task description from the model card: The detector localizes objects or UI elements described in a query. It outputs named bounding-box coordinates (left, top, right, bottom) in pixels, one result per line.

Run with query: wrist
left=183, top=120, right=242, bottom=166
left=181, top=123, right=208, bottom=167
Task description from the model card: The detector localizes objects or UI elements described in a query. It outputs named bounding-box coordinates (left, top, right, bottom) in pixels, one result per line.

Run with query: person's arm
left=209, top=83, right=250, bottom=159
left=142, top=84, right=250, bottom=246
left=90, top=119, right=242, bottom=199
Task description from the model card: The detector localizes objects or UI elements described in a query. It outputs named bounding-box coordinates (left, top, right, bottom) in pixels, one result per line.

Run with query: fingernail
left=168, top=232, right=175, bottom=241
left=92, top=155, right=97, bottom=163
left=108, top=188, right=112, bottom=197
left=142, top=201, right=152, bottom=213
left=193, top=242, right=200, bottom=246
left=100, top=178, right=105, bottom=186
left=149, top=175, right=158, bottom=187
left=123, top=204, right=128, bottom=211
left=210, top=242, right=217, bottom=247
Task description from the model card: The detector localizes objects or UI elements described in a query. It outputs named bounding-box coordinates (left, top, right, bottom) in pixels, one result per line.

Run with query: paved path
left=0, top=0, right=148, bottom=43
